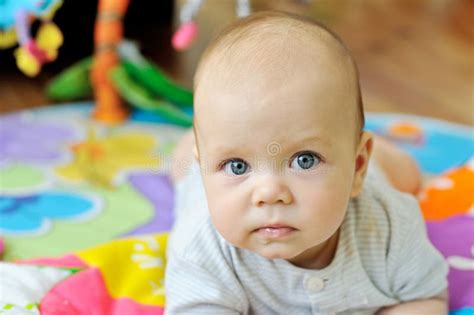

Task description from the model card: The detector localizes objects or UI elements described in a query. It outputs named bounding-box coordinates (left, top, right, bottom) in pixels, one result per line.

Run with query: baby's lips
left=254, top=225, right=298, bottom=239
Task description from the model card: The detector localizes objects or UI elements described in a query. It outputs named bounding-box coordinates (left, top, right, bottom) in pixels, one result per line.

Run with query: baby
left=165, top=11, right=448, bottom=314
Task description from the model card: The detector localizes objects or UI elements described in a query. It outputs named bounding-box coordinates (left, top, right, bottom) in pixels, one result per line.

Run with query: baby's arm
left=372, top=135, right=422, bottom=195
left=376, top=290, right=448, bottom=314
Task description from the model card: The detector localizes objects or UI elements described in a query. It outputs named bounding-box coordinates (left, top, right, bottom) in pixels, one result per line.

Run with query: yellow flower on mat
left=56, top=129, right=159, bottom=187
left=78, top=233, right=168, bottom=306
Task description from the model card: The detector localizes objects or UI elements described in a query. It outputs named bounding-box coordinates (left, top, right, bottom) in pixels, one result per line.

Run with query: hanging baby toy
left=0, top=0, right=64, bottom=77
left=47, top=0, right=194, bottom=126
left=172, top=0, right=251, bottom=51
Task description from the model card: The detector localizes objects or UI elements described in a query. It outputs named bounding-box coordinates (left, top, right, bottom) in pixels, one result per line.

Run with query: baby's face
left=194, top=42, right=367, bottom=265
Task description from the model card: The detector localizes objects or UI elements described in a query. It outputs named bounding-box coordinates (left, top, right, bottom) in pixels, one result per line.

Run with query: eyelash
left=291, top=150, right=324, bottom=163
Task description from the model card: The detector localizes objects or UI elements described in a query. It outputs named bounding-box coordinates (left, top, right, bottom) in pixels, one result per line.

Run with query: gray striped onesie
left=165, top=161, right=448, bottom=314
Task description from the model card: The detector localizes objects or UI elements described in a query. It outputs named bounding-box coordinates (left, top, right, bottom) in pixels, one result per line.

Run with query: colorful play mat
left=0, top=103, right=473, bottom=314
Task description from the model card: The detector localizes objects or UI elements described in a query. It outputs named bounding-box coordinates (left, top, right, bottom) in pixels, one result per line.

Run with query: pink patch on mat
left=41, top=268, right=164, bottom=315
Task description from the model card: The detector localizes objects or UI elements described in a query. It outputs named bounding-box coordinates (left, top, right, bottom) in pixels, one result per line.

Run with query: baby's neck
left=287, top=228, right=340, bottom=270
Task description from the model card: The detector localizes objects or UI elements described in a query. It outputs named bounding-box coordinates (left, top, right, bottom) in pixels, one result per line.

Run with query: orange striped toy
left=91, top=0, right=130, bottom=124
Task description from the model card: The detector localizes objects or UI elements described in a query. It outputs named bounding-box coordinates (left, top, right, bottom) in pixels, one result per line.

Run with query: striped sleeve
left=165, top=250, right=248, bottom=315
left=386, top=193, right=448, bottom=301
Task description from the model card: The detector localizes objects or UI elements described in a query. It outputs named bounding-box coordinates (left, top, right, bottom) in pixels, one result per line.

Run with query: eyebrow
left=294, top=135, right=328, bottom=146
left=207, top=144, right=253, bottom=158
left=207, top=135, right=329, bottom=159
left=283, top=135, right=331, bottom=153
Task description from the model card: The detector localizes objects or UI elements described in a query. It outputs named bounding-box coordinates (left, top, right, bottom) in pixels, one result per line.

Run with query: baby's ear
left=350, top=132, right=374, bottom=197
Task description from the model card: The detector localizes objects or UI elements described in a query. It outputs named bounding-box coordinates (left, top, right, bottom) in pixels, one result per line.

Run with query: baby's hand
left=376, top=290, right=448, bottom=315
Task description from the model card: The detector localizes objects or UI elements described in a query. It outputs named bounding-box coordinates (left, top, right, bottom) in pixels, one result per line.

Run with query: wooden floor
left=1, top=0, right=473, bottom=125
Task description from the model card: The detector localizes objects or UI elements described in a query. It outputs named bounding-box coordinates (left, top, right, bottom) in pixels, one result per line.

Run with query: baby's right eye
left=223, top=159, right=249, bottom=176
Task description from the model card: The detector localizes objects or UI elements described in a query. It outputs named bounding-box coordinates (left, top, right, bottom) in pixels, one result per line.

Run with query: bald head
left=194, top=11, right=364, bottom=139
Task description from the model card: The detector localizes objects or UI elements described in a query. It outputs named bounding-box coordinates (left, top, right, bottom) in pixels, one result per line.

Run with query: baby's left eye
left=290, top=152, right=320, bottom=170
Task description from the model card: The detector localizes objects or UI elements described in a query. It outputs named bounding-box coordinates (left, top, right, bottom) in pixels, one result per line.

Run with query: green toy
left=47, top=41, right=193, bottom=127
left=111, top=66, right=192, bottom=126
left=46, top=57, right=93, bottom=101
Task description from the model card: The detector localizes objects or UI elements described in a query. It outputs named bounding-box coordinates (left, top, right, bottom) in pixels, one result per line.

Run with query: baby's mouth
left=253, top=225, right=297, bottom=240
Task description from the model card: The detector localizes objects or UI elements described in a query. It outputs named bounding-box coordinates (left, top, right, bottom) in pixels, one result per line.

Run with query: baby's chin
left=223, top=231, right=310, bottom=261
left=245, top=242, right=307, bottom=261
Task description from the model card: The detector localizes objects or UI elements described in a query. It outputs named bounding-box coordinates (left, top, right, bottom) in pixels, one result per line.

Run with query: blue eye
left=290, top=152, right=320, bottom=170
left=223, top=159, right=249, bottom=175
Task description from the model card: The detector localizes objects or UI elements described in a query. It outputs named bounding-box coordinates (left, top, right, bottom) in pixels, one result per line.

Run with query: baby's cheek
left=299, top=189, right=347, bottom=233
left=208, top=196, right=248, bottom=247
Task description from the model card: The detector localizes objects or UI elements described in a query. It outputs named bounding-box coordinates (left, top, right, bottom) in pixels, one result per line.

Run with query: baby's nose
left=251, top=177, right=293, bottom=207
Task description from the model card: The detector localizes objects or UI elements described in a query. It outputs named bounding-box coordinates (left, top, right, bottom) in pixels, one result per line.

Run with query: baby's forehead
left=193, top=13, right=363, bottom=138
left=196, top=20, right=351, bottom=86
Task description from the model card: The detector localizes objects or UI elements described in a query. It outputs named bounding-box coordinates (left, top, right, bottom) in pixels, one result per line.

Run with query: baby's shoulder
left=350, top=174, right=426, bottom=261
left=344, top=177, right=428, bottom=292
left=349, top=169, right=449, bottom=300
left=357, top=171, right=423, bottom=230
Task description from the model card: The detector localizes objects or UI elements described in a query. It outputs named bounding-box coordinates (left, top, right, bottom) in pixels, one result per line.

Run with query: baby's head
left=192, top=11, right=373, bottom=267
